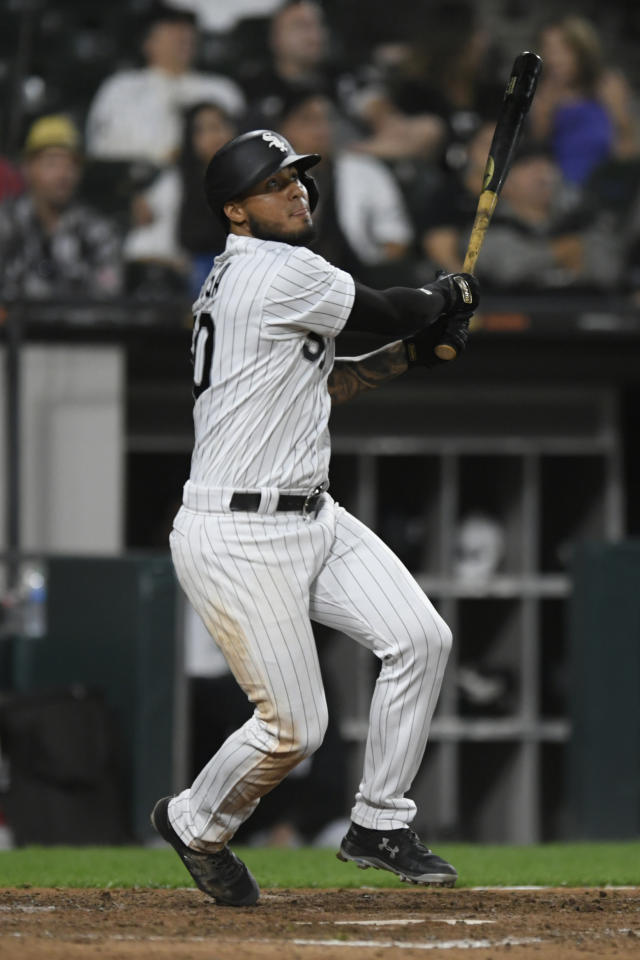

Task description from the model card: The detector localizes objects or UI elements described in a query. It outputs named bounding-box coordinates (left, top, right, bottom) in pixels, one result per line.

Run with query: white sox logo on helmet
left=261, top=132, right=288, bottom=153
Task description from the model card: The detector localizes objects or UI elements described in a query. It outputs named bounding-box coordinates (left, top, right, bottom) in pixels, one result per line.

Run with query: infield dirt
left=1, top=886, right=639, bottom=959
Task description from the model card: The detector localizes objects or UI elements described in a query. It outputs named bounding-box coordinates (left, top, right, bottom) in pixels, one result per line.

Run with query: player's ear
left=223, top=200, right=247, bottom=227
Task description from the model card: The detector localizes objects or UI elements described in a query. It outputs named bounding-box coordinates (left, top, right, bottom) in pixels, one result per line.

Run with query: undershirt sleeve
left=346, top=281, right=448, bottom=336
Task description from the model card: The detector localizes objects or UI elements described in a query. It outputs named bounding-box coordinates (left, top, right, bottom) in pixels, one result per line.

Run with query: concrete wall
left=0, top=344, right=124, bottom=554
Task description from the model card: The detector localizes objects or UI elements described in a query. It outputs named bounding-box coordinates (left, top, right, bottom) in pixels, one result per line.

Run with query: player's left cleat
left=337, top=822, right=457, bottom=887
left=151, top=797, right=260, bottom=906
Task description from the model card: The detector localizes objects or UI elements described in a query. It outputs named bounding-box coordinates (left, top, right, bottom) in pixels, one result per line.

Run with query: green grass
left=1, top=843, right=639, bottom=890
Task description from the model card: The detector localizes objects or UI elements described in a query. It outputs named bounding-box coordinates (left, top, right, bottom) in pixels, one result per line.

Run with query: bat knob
left=434, top=343, right=457, bottom=361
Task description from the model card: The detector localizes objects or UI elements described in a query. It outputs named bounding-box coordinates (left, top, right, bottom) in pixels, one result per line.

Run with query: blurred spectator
left=619, top=177, right=640, bottom=298
left=348, top=60, right=446, bottom=166
left=167, top=0, right=282, bottom=33
left=0, top=158, right=23, bottom=203
left=419, top=121, right=496, bottom=274
left=85, top=1, right=245, bottom=165
left=275, top=88, right=416, bottom=285
left=121, top=100, right=236, bottom=299
left=238, top=0, right=355, bottom=138
left=349, top=1, right=503, bottom=167
left=85, top=1, right=244, bottom=298
left=121, top=169, right=189, bottom=298
left=177, top=101, right=237, bottom=295
left=529, top=15, right=640, bottom=186
left=323, top=0, right=427, bottom=67
left=0, top=115, right=122, bottom=300
left=460, top=142, right=622, bottom=293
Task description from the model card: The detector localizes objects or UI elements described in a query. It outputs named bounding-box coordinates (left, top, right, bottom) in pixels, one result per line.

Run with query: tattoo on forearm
left=328, top=340, right=408, bottom=405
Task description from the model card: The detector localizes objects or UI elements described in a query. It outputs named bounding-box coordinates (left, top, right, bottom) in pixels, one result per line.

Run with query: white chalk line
left=0, top=905, right=56, bottom=913
left=1, top=932, right=545, bottom=950
left=295, top=918, right=496, bottom=928
left=471, top=885, right=640, bottom=891
left=284, top=936, right=545, bottom=950
left=432, top=919, right=494, bottom=927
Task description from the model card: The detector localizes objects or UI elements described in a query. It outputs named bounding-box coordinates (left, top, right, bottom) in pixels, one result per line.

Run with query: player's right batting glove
left=405, top=272, right=480, bottom=368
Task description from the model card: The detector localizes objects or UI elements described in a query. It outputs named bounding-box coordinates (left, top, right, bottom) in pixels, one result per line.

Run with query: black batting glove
left=404, top=315, right=469, bottom=368
left=424, top=271, right=480, bottom=318
left=405, top=272, right=479, bottom=368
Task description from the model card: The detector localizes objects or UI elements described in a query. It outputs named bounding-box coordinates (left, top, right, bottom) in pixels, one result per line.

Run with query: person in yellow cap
left=22, top=114, right=81, bottom=157
left=0, top=114, right=123, bottom=299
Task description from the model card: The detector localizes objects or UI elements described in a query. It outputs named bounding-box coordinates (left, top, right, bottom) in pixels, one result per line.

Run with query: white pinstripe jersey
left=188, top=234, right=355, bottom=492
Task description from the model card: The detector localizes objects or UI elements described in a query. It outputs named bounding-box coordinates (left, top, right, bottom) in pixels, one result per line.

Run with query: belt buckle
left=303, top=481, right=327, bottom=516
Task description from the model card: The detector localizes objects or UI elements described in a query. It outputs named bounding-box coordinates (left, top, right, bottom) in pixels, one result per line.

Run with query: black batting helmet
left=204, top=129, right=321, bottom=223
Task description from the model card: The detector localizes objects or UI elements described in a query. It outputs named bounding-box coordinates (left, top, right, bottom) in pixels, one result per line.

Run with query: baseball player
left=151, top=129, right=479, bottom=906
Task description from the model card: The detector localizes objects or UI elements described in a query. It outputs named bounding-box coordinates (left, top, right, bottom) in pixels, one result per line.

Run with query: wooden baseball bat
left=434, top=50, right=543, bottom=360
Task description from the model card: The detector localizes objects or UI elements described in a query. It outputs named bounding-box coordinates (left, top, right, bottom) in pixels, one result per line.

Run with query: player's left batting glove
left=404, top=272, right=480, bottom=368
left=403, top=316, right=457, bottom=368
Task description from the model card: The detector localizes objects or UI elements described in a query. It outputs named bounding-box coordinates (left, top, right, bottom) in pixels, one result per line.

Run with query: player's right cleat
left=150, top=797, right=259, bottom=906
left=337, top=822, right=457, bottom=887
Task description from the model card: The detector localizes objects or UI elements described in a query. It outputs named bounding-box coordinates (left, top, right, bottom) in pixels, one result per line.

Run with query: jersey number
left=191, top=262, right=230, bottom=399
left=192, top=311, right=215, bottom=399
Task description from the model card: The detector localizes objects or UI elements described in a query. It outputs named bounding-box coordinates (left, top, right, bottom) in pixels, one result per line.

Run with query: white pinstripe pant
left=168, top=493, right=452, bottom=851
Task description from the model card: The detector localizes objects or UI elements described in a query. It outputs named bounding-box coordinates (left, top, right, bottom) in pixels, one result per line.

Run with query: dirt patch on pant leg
left=1, top=887, right=639, bottom=959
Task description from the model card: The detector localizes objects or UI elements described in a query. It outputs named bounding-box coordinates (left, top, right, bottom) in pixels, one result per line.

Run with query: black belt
left=230, top=484, right=326, bottom=514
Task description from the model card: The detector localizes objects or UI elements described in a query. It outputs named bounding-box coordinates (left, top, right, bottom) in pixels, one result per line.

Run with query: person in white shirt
left=164, top=0, right=282, bottom=34
left=275, top=87, right=415, bottom=279
left=86, top=3, right=245, bottom=287
left=85, top=1, right=245, bottom=166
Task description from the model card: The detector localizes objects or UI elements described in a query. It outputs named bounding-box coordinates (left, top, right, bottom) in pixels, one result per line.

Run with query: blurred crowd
left=2, top=0, right=640, bottom=306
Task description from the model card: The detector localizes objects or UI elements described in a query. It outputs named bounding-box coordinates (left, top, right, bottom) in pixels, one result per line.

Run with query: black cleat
left=151, top=797, right=259, bottom=906
left=337, top=822, right=457, bottom=887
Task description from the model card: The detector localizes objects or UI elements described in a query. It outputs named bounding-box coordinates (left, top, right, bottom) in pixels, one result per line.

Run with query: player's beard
left=247, top=212, right=316, bottom=246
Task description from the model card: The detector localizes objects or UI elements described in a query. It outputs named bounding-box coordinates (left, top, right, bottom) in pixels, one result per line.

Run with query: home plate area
left=0, top=887, right=639, bottom=959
